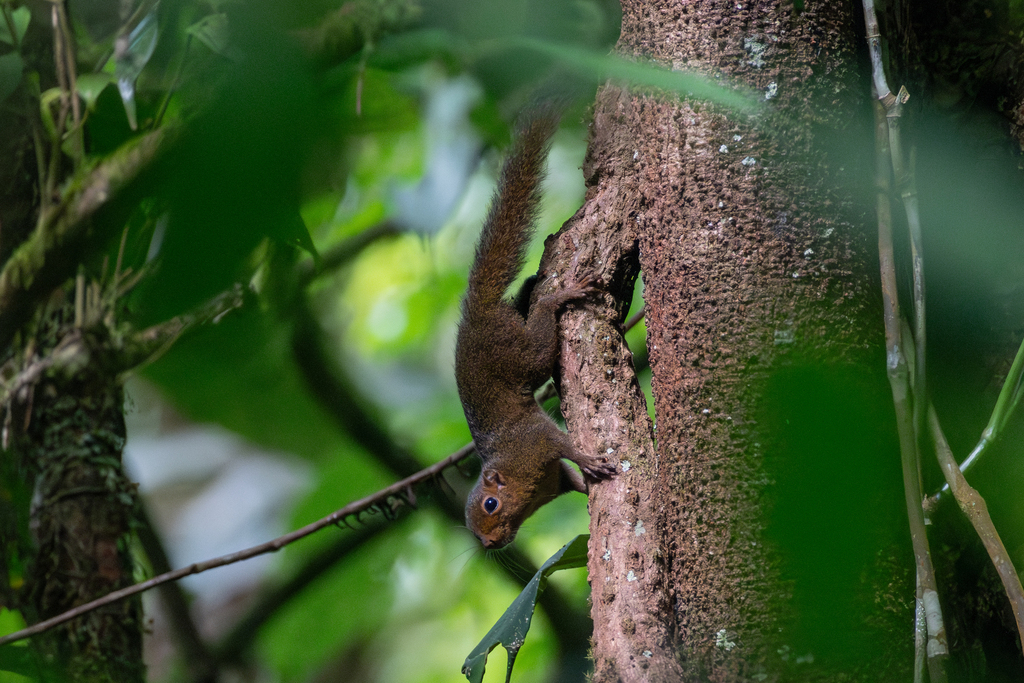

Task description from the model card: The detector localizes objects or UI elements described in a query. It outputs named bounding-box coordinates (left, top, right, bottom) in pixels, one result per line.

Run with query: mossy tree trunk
left=0, top=6, right=145, bottom=682
left=4, top=295, right=144, bottom=682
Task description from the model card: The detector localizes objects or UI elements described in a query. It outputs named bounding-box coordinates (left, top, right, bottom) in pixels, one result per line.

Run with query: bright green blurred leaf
left=76, top=72, right=114, bottom=110
left=506, top=37, right=760, bottom=112
left=462, top=535, right=590, bottom=683
left=0, top=609, right=31, bottom=681
left=0, top=610, right=24, bottom=636
left=0, top=6, right=29, bottom=46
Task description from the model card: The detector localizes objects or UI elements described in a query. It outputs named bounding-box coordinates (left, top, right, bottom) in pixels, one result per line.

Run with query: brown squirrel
left=455, top=108, right=618, bottom=549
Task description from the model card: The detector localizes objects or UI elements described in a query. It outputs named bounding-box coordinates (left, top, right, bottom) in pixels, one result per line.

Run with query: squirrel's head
left=465, top=466, right=560, bottom=549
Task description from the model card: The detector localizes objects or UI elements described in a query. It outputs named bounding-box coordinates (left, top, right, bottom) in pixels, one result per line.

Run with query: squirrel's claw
left=577, top=453, right=619, bottom=480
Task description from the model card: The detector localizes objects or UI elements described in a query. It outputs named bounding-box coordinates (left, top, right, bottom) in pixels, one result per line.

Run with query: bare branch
left=0, top=442, right=474, bottom=648
left=928, top=406, right=1024, bottom=652
left=121, top=283, right=245, bottom=373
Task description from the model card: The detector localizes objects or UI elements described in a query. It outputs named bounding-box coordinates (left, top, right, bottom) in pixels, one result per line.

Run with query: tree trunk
left=0, top=6, right=145, bottom=680
left=7, top=294, right=144, bottom=682
left=545, top=1, right=918, bottom=680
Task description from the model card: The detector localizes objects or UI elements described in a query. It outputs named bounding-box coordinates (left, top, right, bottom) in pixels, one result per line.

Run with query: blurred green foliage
left=44, top=0, right=639, bottom=680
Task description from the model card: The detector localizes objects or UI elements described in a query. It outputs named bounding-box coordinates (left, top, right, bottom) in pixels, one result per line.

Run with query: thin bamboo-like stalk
left=862, top=1, right=949, bottom=679
left=873, top=97, right=948, bottom=682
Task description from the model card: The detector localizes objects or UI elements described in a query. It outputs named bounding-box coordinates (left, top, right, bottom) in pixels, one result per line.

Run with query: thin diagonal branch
left=135, top=501, right=217, bottom=683
left=0, top=444, right=472, bottom=648
left=928, top=406, right=1024, bottom=652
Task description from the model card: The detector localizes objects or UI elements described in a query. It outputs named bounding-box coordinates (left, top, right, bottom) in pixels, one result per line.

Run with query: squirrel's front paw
left=567, top=273, right=601, bottom=297
left=578, top=453, right=619, bottom=479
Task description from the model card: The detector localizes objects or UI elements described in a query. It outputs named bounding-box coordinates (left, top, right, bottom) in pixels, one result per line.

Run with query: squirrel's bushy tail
left=466, top=107, right=560, bottom=307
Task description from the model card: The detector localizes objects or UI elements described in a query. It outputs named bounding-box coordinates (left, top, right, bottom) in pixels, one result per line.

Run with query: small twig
left=114, top=227, right=130, bottom=287
left=54, top=0, right=80, bottom=131
left=873, top=98, right=947, bottom=678
left=933, top=334, right=1024, bottom=500
left=0, top=329, right=84, bottom=408
left=0, top=442, right=475, bottom=647
left=928, top=406, right=1024, bottom=652
left=135, top=501, right=217, bottom=681
left=623, top=305, right=645, bottom=333
left=123, top=283, right=246, bottom=374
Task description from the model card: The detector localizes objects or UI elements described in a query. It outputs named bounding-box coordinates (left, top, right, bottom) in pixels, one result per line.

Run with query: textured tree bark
left=544, top=1, right=916, bottom=680
left=0, top=6, right=146, bottom=679
left=7, top=301, right=143, bottom=682
left=537, top=85, right=682, bottom=680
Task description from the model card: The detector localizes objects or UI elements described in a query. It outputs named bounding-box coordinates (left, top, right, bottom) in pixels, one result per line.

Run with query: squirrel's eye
left=483, top=497, right=500, bottom=514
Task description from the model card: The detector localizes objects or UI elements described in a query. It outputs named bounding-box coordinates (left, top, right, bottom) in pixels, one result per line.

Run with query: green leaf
left=0, top=644, right=34, bottom=680
left=187, top=13, right=239, bottom=59
left=0, top=6, right=30, bottom=47
left=115, top=11, right=159, bottom=130
left=277, top=210, right=320, bottom=263
left=0, top=52, right=21, bottom=105
left=504, top=37, right=760, bottom=113
left=0, top=610, right=33, bottom=680
left=76, top=72, right=114, bottom=111
left=462, top=535, right=590, bottom=683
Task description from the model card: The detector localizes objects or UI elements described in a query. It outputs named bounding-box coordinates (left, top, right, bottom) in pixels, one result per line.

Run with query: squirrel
left=455, top=107, right=618, bottom=549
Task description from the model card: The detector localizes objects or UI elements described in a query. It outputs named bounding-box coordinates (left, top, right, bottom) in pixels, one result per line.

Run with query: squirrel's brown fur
left=455, top=108, right=617, bottom=549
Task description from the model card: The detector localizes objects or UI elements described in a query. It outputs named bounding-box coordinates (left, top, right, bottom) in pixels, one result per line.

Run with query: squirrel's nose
left=480, top=536, right=507, bottom=550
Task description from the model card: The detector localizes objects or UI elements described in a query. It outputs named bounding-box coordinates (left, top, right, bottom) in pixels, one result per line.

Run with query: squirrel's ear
left=482, top=469, right=506, bottom=487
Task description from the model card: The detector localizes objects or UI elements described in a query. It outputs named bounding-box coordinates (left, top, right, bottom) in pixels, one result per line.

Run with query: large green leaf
left=462, top=535, right=590, bottom=683
left=507, top=37, right=760, bottom=112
